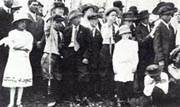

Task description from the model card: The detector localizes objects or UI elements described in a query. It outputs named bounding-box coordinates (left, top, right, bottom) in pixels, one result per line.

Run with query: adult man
left=0, top=0, right=13, bottom=104
left=88, top=13, right=103, bottom=99
left=26, top=0, right=44, bottom=87
left=153, top=3, right=177, bottom=73
left=63, top=10, right=92, bottom=103
left=135, top=10, right=154, bottom=92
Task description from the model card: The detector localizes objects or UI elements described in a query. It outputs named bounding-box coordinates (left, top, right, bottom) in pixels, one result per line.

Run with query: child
left=41, top=15, right=65, bottom=106
left=143, top=64, right=169, bottom=106
left=113, top=25, right=139, bottom=105
left=0, top=11, right=33, bottom=107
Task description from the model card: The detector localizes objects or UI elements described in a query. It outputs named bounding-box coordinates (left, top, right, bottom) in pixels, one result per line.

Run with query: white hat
left=12, top=10, right=32, bottom=24
left=119, top=25, right=131, bottom=36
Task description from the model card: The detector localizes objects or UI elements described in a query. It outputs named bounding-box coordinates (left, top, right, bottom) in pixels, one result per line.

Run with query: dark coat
left=0, top=7, right=13, bottom=85
left=62, top=25, right=92, bottom=82
left=63, top=25, right=92, bottom=59
left=153, top=21, right=176, bottom=71
left=89, top=28, right=103, bottom=70
left=27, top=13, right=45, bottom=46
left=135, top=23, right=154, bottom=63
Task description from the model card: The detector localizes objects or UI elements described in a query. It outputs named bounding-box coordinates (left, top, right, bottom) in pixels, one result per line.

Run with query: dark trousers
left=152, top=86, right=167, bottom=105
left=63, top=49, right=89, bottom=100
left=116, top=81, right=134, bottom=101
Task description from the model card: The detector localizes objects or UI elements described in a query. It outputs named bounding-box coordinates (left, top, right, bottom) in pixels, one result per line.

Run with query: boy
left=41, top=15, right=65, bottom=106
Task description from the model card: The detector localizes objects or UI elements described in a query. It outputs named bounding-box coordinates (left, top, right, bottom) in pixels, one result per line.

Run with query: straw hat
left=119, top=25, right=131, bottom=35
left=12, top=11, right=32, bottom=24
left=104, top=7, right=119, bottom=16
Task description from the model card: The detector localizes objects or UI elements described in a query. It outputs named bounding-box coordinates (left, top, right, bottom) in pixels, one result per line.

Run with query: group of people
left=0, top=0, right=180, bottom=107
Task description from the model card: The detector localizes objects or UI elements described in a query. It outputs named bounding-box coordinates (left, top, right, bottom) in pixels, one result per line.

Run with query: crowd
left=0, top=0, right=180, bottom=107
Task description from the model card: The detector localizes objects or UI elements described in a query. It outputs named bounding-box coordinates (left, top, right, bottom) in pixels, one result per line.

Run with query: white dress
left=2, top=29, right=33, bottom=87
left=113, top=39, right=139, bottom=82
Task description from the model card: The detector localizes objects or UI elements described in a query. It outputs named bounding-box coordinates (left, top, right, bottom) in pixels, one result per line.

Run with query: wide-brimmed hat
left=68, top=10, right=83, bottom=21
left=152, top=2, right=177, bottom=15
left=138, top=10, right=150, bottom=19
left=123, top=12, right=137, bottom=21
left=152, top=2, right=166, bottom=15
left=113, top=0, right=124, bottom=10
left=11, top=0, right=22, bottom=10
left=104, top=7, right=119, bottom=17
left=12, top=11, right=32, bottom=24
left=119, top=25, right=131, bottom=35
left=87, top=13, right=101, bottom=20
left=80, top=3, right=98, bottom=14
left=145, top=64, right=162, bottom=76
left=52, top=15, right=65, bottom=21
left=158, top=4, right=177, bottom=15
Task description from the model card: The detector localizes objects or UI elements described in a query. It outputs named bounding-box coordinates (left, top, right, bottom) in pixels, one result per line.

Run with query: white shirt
left=176, top=24, right=180, bottom=46
left=29, top=11, right=37, bottom=21
left=168, top=64, right=180, bottom=79
left=143, top=72, right=169, bottom=96
left=44, top=28, right=63, bottom=55
left=68, top=25, right=79, bottom=47
left=3, top=5, right=10, bottom=14
left=101, top=23, right=119, bottom=44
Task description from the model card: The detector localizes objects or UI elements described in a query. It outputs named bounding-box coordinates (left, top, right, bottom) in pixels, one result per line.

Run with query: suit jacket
left=0, top=7, right=13, bottom=39
left=27, top=12, right=44, bottom=46
left=135, top=23, right=154, bottom=62
left=89, top=28, right=103, bottom=68
left=63, top=25, right=92, bottom=59
left=153, top=21, right=176, bottom=64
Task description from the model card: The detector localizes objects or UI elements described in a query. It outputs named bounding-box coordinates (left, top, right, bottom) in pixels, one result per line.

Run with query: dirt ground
left=1, top=80, right=180, bottom=107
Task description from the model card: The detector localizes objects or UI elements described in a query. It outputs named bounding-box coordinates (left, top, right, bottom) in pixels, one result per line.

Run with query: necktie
left=74, top=26, right=80, bottom=51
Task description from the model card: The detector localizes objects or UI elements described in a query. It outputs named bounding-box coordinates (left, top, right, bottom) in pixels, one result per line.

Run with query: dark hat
left=152, top=2, right=166, bottom=15
left=52, top=2, right=69, bottom=15
left=123, top=12, right=137, bottom=21
left=129, top=6, right=138, bottom=13
left=80, top=3, right=97, bottom=14
left=158, top=5, right=177, bottom=15
left=87, top=13, right=101, bottom=20
left=170, top=48, right=180, bottom=60
left=138, top=10, right=150, bottom=19
left=104, top=7, right=119, bottom=16
left=113, top=0, right=124, bottom=10
left=52, top=15, right=65, bottom=21
left=152, top=2, right=177, bottom=15
left=68, top=10, right=83, bottom=21
left=145, top=64, right=162, bottom=76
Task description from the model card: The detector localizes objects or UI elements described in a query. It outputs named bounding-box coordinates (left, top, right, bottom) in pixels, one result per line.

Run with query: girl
left=113, top=25, right=139, bottom=105
left=0, top=11, right=33, bottom=107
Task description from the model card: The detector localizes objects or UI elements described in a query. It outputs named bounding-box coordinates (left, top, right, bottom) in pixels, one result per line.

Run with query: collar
left=29, top=11, right=36, bottom=20
left=3, top=5, right=10, bottom=13
left=141, top=22, right=148, bottom=27
left=161, top=19, right=170, bottom=29
left=72, top=25, right=79, bottom=31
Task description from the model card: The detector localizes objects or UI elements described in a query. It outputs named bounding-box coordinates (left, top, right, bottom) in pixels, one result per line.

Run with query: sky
left=0, top=0, right=179, bottom=13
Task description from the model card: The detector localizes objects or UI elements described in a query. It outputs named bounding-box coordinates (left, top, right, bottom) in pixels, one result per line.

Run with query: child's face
left=17, top=20, right=27, bottom=31
left=53, top=20, right=64, bottom=31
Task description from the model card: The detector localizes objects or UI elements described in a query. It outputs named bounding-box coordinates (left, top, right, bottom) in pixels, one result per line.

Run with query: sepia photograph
left=0, top=0, right=180, bottom=106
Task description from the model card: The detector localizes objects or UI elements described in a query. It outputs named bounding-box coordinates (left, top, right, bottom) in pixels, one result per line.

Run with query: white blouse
left=101, top=23, right=119, bottom=44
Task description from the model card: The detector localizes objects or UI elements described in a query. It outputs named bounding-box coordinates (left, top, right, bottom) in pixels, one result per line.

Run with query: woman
left=99, top=7, right=119, bottom=99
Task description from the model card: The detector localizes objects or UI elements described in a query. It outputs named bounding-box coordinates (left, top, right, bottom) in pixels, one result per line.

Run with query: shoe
left=47, top=101, right=56, bottom=107
left=7, top=104, right=14, bottom=107
left=16, top=104, right=23, bottom=107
